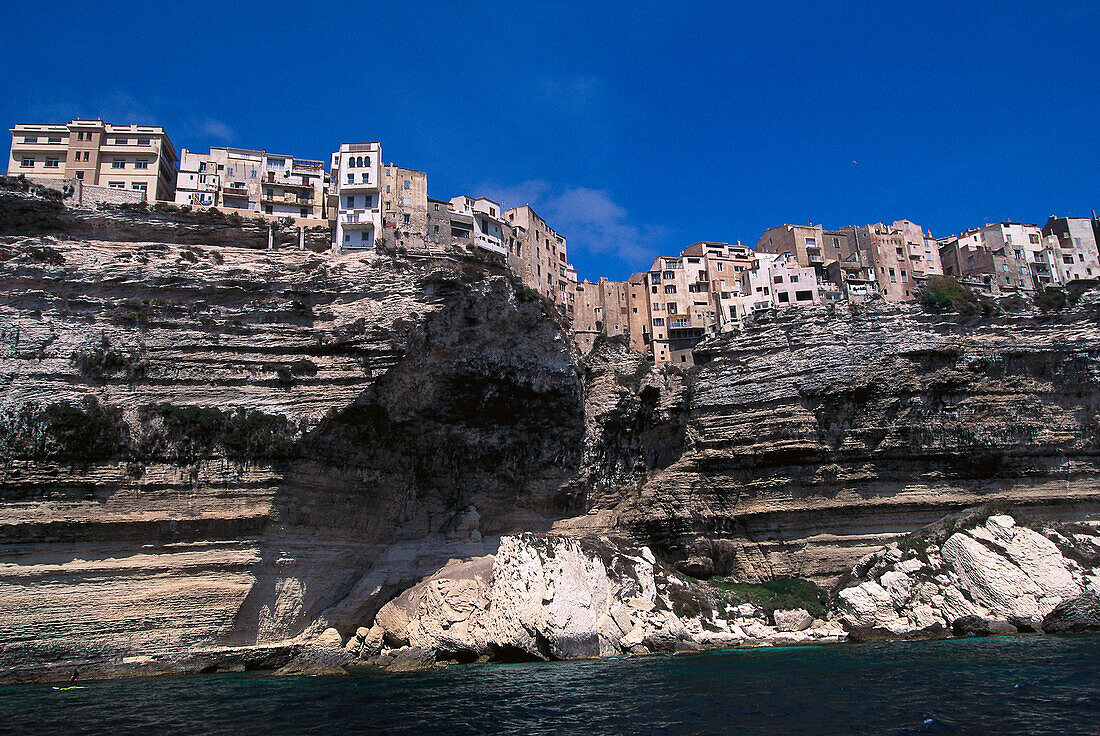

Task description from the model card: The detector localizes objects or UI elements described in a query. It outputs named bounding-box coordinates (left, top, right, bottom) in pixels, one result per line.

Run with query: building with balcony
left=1042, top=216, right=1099, bottom=284
left=332, top=142, right=382, bottom=249
left=939, top=222, right=1049, bottom=293
left=174, top=147, right=325, bottom=218
left=449, top=196, right=509, bottom=258
left=843, top=220, right=941, bottom=301
left=8, top=119, right=178, bottom=201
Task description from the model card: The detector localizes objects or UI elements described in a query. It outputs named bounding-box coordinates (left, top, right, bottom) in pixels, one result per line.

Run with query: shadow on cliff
left=226, top=266, right=587, bottom=642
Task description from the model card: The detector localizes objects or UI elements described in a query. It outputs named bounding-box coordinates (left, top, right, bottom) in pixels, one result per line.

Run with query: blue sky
left=2, top=1, right=1098, bottom=281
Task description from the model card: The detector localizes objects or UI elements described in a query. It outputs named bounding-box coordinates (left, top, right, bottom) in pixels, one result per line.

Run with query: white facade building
left=449, top=196, right=508, bottom=256
left=332, top=142, right=382, bottom=249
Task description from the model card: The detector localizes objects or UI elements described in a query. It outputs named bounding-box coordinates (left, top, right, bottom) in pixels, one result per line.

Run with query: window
left=267, top=158, right=285, bottom=170
left=345, top=196, right=355, bottom=208
left=664, top=285, right=676, bottom=294
left=667, top=303, right=677, bottom=314
left=48, top=136, right=62, bottom=144
left=19, top=157, right=34, bottom=168
left=134, top=159, right=149, bottom=169
left=773, top=276, right=783, bottom=284
left=1029, top=233, right=1039, bottom=244
left=795, top=290, right=813, bottom=302
left=889, top=268, right=897, bottom=283
left=346, top=173, right=354, bottom=184
left=403, top=179, right=410, bottom=190
left=45, top=157, right=59, bottom=168
left=901, top=270, right=908, bottom=282
left=663, top=271, right=674, bottom=279
left=896, top=247, right=903, bottom=255
left=83, top=151, right=89, bottom=161
left=403, top=213, right=410, bottom=224
left=650, top=272, right=661, bottom=283
left=22, top=136, right=38, bottom=143
left=715, top=262, right=723, bottom=271
left=114, top=138, right=128, bottom=145
left=790, top=275, right=799, bottom=283
left=434, top=225, right=439, bottom=234
left=360, top=173, right=369, bottom=183
left=1005, top=233, right=1013, bottom=243
left=361, top=231, right=370, bottom=242
left=108, top=181, right=124, bottom=188
left=778, top=292, right=790, bottom=303
left=138, top=138, right=150, bottom=146
left=386, top=185, right=390, bottom=193
left=1014, top=249, right=1023, bottom=260
left=651, top=286, right=658, bottom=294
left=75, top=171, right=83, bottom=180
left=653, top=318, right=665, bottom=326
left=131, top=183, right=147, bottom=192
left=112, top=159, right=125, bottom=169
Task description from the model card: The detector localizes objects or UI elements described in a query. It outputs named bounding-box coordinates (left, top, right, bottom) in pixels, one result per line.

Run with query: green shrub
left=0, top=397, right=128, bottom=462
left=709, top=576, right=828, bottom=618
left=918, top=275, right=976, bottom=313
left=1034, top=287, right=1067, bottom=313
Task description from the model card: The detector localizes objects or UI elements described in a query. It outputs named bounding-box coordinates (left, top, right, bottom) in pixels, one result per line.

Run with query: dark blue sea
left=2, top=636, right=1097, bottom=735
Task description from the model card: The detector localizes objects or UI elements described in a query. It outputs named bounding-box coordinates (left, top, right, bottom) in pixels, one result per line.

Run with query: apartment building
left=449, top=196, right=509, bottom=258
left=843, top=220, right=941, bottom=301
left=756, top=224, right=852, bottom=279
left=572, top=278, right=630, bottom=353
left=380, top=165, right=429, bottom=249
left=1042, top=216, right=1099, bottom=284
left=174, top=147, right=325, bottom=218
left=8, top=119, right=178, bottom=201
left=939, top=222, right=1051, bottom=292
left=331, top=142, right=382, bottom=248
left=679, top=241, right=757, bottom=332
left=504, top=205, right=572, bottom=308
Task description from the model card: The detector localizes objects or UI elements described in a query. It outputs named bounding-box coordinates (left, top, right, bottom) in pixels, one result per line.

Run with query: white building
left=449, top=196, right=508, bottom=256
left=174, top=147, right=326, bottom=218
left=332, top=142, right=382, bottom=249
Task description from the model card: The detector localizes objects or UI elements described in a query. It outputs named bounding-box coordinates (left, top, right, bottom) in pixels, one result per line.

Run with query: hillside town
left=8, top=118, right=1100, bottom=365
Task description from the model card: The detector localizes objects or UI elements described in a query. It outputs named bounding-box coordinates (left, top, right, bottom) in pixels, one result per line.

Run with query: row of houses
left=8, top=119, right=1100, bottom=368
left=575, top=216, right=1100, bottom=366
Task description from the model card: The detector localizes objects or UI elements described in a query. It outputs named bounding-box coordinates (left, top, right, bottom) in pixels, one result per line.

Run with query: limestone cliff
left=564, top=297, right=1100, bottom=584
left=3, top=188, right=1100, bottom=680
left=0, top=193, right=581, bottom=680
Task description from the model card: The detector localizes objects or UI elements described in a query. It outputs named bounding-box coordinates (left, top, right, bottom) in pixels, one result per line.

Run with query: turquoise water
left=2, top=636, right=1098, bottom=735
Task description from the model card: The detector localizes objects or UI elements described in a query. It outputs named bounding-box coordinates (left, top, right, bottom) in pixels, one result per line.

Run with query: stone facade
left=504, top=205, right=573, bottom=309
left=1042, top=216, right=1100, bottom=284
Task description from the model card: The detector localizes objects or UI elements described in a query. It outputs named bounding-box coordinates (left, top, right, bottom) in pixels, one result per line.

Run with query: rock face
left=361, top=533, right=844, bottom=667
left=0, top=193, right=583, bottom=678
left=568, top=297, right=1100, bottom=584
left=834, top=514, right=1100, bottom=635
left=1042, top=593, right=1100, bottom=633
left=3, top=191, right=1100, bottom=680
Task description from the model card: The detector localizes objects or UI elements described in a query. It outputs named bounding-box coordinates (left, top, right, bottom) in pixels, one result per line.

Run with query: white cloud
left=201, top=119, right=234, bottom=141
left=477, top=179, right=666, bottom=270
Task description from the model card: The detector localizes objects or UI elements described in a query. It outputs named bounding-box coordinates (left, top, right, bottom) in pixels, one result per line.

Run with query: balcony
left=474, top=233, right=507, bottom=255
left=291, top=160, right=323, bottom=173
left=223, top=186, right=250, bottom=198
left=339, top=178, right=379, bottom=191
left=339, top=211, right=377, bottom=226
left=262, top=193, right=312, bottom=205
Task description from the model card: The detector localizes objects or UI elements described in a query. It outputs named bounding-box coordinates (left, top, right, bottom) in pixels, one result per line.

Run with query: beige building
left=504, top=205, right=573, bottom=308
left=939, top=222, right=1050, bottom=293
left=1042, top=216, right=1099, bottom=284
left=380, top=165, right=429, bottom=250
left=175, top=147, right=325, bottom=218
left=8, top=119, right=177, bottom=201
left=572, top=278, right=630, bottom=353
left=331, top=142, right=382, bottom=249
left=843, top=220, right=942, bottom=301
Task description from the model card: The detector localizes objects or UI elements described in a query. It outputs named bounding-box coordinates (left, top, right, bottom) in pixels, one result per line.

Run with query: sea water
left=1, top=636, right=1097, bottom=735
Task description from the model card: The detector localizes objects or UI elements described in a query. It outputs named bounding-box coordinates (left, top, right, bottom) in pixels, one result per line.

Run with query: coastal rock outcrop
left=833, top=514, right=1100, bottom=635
